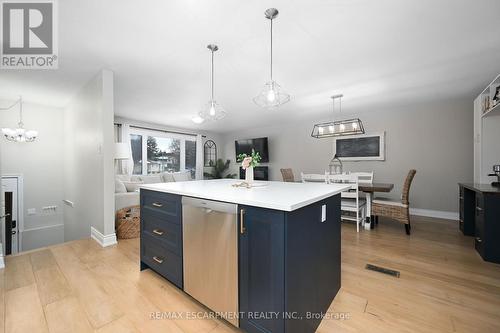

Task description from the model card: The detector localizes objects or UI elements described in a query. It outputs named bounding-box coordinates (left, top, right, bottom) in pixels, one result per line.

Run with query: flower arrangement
left=237, top=149, right=261, bottom=169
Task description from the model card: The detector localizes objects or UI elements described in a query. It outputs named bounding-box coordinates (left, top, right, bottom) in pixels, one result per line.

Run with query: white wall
left=63, top=70, right=115, bottom=242
left=222, top=98, right=473, bottom=214
left=0, top=101, right=65, bottom=251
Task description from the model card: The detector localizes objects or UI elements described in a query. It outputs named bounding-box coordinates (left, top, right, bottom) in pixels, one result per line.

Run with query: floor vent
left=365, top=264, right=400, bottom=278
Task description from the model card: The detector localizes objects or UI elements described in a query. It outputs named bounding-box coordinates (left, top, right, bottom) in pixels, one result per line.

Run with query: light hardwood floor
left=1, top=216, right=500, bottom=333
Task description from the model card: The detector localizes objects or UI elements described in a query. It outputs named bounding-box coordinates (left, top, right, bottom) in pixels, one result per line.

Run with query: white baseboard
left=410, top=208, right=458, bottom=221
left=90, top=227, right=117, bottom=247
left=21, top=224, right=64, bottom=252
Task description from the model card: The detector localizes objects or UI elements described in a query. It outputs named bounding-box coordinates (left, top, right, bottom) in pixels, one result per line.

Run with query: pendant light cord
left=19, top=96, right=24, bottom=127
left=0, top=96, right=23, bottom=127
left=211, top=50, right=214, bottom=101
left=270, top=18, right=273, bottom=81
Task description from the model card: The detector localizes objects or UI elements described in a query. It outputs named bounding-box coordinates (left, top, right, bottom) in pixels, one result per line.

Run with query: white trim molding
left=410, top=208, right=459, bottom=221
left=90, top=227, right=117, bottom=247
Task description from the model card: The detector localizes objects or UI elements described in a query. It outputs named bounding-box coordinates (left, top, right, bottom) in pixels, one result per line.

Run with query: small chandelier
left=311, top=94, right=364, bottom=138
left=253, top=8, right=291, bottom=109
left=198, top=44, right=226, bottom=121
left=1, top=96, right=38, bottom=143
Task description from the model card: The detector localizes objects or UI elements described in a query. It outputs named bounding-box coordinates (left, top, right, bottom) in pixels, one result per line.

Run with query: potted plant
left=203, top=159, right=237, bottom=179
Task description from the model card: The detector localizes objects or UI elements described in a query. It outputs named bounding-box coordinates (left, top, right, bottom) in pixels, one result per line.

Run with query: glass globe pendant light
left=198, top=44, right=226, bottom=121
left=253, top=8, right=291, bottom=109
left=1, top=96, right=38, bottom=143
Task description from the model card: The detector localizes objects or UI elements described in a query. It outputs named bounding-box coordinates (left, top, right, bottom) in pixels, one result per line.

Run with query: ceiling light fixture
left=1, top=96, right=38, bottom=142
left=311, top=94, right=365, bottom=138
left=253, top=8, right=291, bottom=109
left=197, top=44, right=226, bottom=122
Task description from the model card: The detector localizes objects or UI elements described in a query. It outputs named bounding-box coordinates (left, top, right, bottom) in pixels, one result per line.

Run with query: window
left=129, top=127, right=197, bottom=178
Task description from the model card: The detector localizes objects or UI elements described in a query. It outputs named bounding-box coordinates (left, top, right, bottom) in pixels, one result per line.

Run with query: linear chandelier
left=311, top=94, right=365, bottom=138
left=253, top=8, right=291, bottom=109
left=1, top=96, right=38, bottom=142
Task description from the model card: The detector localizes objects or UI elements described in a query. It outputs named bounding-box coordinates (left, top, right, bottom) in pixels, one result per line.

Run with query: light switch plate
left=321, top=204, right=326, bottom=222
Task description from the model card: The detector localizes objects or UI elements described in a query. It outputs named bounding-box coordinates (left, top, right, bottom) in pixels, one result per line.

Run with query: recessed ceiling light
left=191, top=115, right=205, bottom=124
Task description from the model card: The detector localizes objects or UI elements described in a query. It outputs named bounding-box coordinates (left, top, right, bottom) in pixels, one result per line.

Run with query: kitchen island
left=139, top=179, right=349, bottom=333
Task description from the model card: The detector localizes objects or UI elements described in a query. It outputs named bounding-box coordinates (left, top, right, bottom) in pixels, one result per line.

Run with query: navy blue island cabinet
left=239, top=194, right=341, bottom=333
left=140, top=187, right=342, bottom=333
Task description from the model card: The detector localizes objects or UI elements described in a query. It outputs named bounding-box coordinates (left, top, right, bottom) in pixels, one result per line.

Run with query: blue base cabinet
left=239, top=194, right=341, bottom=333
left=140, top=190, right=183, bottom=289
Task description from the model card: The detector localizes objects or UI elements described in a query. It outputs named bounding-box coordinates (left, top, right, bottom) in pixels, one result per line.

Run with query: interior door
left=2, top=177, right=18, bottom=254
left=0, top=171, right=4, bottom=259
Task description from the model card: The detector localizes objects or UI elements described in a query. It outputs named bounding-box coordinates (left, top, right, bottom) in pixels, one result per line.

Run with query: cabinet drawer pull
left=476, top=206, right=483, bottom=211
left=153, top=256, right=164, bottom=264
left=475, top=237, right=482, bottom=243
left=152, top=202, right=163, bottom=208
left=152, top=229, right=164, bottom=236
left=240, top=209, right=246, bottom=234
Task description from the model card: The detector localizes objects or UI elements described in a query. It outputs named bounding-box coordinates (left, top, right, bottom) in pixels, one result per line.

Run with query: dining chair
left=349, top=171, right=374, bottom=201
left=349, top=171, right=374, bottom=184
left=371, top=169, right=416, bottom=235
left=328, top=173, right=366, bottom=232
left=301, top=172, right=329, bottom=183
left=280, top=168, right=295, bottom=182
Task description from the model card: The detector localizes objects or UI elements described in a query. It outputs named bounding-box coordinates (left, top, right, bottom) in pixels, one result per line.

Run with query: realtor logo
left=1, top=0, right=58, bottom=69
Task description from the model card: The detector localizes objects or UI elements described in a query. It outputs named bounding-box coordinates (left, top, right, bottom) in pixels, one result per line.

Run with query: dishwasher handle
left=182, top=197, right=237, bottom=215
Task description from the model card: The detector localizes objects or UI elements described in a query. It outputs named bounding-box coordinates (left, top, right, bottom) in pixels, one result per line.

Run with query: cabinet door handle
left=152, top=202, right=163, bottom=208
left=459, top=196, right=464, bottom=200
left=475, top=237, right=482, bottom=243
left=152, top=229, right=164, bottom=236
left=476, top=206, right=483, bottom=211
left=153, top=256, right=164, bottom=264
left=240, top=209, right=246, bottom=234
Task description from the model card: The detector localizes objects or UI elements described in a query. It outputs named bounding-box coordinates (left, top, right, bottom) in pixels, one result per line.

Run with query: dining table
left=358, top=182, right=394, bottom=230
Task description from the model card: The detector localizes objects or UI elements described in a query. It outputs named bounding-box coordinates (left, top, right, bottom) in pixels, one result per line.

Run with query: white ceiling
left=1, top=0, right=500, bottom=132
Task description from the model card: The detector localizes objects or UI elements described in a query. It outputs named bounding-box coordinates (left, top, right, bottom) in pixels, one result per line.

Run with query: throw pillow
left=161, top=172, right=175, bottom=183
left=140, top=175, right=162, bottom=184
left=115, top=179, right=127, bottom=193
left=173, top=171, right=191, bottom=182
left=122, top=181, right=143, bottom=192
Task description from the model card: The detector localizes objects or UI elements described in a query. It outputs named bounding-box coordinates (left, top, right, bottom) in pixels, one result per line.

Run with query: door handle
left=0, top=213, right=10, bottom=219
left=475, top=237, right=482, bottom=243
left=476, top=207, right=483, bottom=211
left=152, top=229, right=164, bottom=236
left=240, top=209, right=246, bottom=234
left=152, top=202, right=163, bottom=208
left=153, top=256, right=164, bottom=264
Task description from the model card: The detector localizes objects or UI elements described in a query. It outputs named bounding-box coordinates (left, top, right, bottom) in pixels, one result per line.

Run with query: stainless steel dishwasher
left=182, top=197, right=238, bottom=326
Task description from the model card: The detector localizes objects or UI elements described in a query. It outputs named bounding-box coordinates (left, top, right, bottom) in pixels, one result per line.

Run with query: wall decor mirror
left=204, top=140, right=217, bottom=166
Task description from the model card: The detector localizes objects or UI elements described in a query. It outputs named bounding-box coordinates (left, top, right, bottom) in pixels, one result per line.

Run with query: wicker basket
left=116, top=205, right=140, bottom=239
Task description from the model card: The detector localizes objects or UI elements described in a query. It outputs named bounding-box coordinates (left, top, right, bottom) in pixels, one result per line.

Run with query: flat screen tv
left=235, top=137, right=269, bottom=163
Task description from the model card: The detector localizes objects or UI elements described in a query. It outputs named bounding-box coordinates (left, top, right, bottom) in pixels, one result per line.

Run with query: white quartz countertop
left=140, top=179, right=350, bottom=211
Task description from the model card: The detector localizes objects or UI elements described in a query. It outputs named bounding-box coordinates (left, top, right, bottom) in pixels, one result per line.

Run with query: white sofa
left=115, top=171, right=192, bottom=211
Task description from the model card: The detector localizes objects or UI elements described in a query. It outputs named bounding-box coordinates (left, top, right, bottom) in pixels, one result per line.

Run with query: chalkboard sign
left=334, top=133, right=385, bottom=161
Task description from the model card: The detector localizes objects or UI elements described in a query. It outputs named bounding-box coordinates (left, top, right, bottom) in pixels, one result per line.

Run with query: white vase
left=245, top=167, right=254, bottom=185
